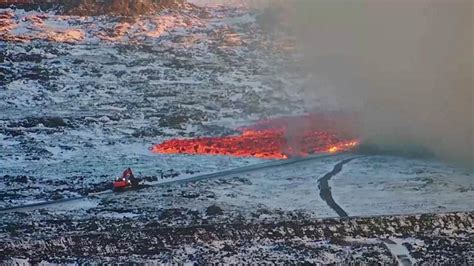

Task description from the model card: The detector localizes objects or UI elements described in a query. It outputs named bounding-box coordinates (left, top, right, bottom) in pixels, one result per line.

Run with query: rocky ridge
left=0, top=0, right=186, bottom=16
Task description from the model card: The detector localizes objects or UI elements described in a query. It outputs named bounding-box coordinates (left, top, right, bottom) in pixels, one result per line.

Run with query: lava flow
left=151, top=114, right=359, bottom=159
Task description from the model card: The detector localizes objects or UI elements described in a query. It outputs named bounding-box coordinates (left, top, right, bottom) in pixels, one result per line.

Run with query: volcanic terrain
left=0, top=0, right=472, bottom=264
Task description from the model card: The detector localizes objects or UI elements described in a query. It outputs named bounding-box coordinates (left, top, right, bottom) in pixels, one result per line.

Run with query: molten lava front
left=151, top=114, right=359, bottom=159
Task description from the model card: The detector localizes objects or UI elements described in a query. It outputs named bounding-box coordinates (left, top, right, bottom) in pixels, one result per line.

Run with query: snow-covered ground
left=333, top=156, right=474, bottom=217
left=3, top=153, right=471, bottom=220
left=114, top=153, right=473, bottom=220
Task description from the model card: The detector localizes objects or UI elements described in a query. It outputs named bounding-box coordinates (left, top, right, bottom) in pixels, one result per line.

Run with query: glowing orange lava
left=151, top=114, right=359, bottom=159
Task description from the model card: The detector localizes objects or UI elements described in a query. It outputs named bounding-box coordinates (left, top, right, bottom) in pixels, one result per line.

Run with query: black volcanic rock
left=9, top=117, right=72, bottom=128
left=206, top=204, right=223, bottom=216
left=0, top=212, right=471, bottom=264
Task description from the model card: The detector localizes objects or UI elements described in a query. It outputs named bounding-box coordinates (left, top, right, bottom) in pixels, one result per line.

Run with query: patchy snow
left=1, top=3, right=307, bottom=207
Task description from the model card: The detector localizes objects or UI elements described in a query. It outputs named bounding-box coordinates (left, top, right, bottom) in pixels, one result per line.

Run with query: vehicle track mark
left=318, top=157, right=361, bottom=218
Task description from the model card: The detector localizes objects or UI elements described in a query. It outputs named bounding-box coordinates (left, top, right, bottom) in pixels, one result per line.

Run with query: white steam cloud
left=240, top=0, right=472, bottom=168
left=281, top=0, right=473, bottom=168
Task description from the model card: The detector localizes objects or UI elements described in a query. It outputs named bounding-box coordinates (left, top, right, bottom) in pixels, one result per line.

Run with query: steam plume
left=268, top=0, right=472, bottom=168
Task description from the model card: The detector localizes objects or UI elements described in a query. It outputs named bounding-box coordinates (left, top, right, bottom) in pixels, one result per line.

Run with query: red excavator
left=113, top=168, right=141, bottom=192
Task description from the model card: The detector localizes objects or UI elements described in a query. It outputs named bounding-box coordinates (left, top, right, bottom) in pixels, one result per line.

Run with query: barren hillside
left=0, top=0, right=185, bottom=16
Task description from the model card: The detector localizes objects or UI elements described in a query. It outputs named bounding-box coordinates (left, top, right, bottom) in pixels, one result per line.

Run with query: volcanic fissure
left=152, top=114, right=359, bottom=159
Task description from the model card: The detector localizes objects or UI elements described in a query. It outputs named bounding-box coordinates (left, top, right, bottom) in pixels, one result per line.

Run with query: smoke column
left=265, top=0, right=472, bottom=168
